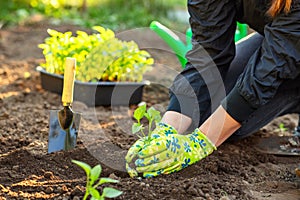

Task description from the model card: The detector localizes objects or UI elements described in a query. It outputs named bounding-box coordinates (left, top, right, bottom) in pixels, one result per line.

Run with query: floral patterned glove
left=125, top=123, right=178, bottom=177
left=133, top=127, right=216, bottom=178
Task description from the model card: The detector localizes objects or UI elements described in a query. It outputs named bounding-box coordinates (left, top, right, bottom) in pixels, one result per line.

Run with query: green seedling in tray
left=38, top=26, right=154, bottom=83
left=72, top=160, right=123, bottom=200
left=78, top=37, right=153, bottom=82
left=38, top=26, right=113, bottom=75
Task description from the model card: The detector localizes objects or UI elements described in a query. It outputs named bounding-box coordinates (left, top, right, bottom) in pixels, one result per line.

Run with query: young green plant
left=132, top=103, right=162, bottom=143
left=274, top=123, right=288, bottom=135
left=38, top=26, right=153, bottom=82
left=278, top=123, right=288, bottom=132
left=72, top=160, right=122, bottom=200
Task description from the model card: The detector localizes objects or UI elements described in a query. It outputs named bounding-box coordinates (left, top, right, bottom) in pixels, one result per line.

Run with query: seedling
left=132, top=103, right=162, bottom=142
left=275, top=123, right=288, bottom=134
left=279, top=123, right=288, bottom=132
left=38, top=26, right=153, bottom=82
left=72, top=160, right=123, bottom=200
left=38, top=27, right=111, bottom=76
left=80, top=38, right=153, bottom=82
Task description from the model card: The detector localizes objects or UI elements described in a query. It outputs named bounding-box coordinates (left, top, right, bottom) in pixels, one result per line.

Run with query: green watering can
left=150, top=21, right=248, bottom=68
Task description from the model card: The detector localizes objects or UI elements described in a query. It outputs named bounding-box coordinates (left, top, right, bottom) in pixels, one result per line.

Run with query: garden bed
left=0, top=22, right=299, bottom=200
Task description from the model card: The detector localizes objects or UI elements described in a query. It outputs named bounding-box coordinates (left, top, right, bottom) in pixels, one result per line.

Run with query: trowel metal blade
left=255, top=135, right=300, bottom=156
left=48, top=110, right=81, bottom=153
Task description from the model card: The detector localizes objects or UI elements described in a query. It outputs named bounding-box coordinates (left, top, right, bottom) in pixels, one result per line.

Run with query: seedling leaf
left=71, top=160, right=122, bottom=200
left=91, top=197, right=104, bottom=200
left=90, top=164, right=102, bottom=184
left=144, top=113, right=151, bottom=121
left=90, top=187, right=101, bottom=199
left=132, top=123, right=142, bottom=134
left=72, top=160, right=91, bottom=176
left=133, top=104, right=146, bottom=121
left=99, top=177, right=119, bottom=184
left=131, top=104, right=162, bottom=141
left=102, top=187, right=123, bottom=198
left=147, top=107, right=161, bottom=122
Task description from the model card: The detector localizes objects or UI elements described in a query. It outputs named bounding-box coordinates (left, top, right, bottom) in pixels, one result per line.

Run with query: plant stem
left=148, top=119, right=153, bottom=139
left=140, top=128, right=146, bottom=138
left=138, top=119, right=146, bottom=138
left=83, top=190, right=89, bottom=200
left=83, top=175, right=90, bottom=200
left=94, top=179, right=102, bottom=188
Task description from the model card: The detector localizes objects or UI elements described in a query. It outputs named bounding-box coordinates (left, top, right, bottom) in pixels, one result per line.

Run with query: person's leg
left=199, top=32, right=265, bottom=124
left=165, top=0, right=238, bottom=133
left=162, top=32, right=265, bottom=133
left=229, top=87, right=300, bottom=140
left=163, top=31, right=300, bottom=140
left=222, top=32, right=300, bottom=141
left=224, top=32, right=264, bottom=93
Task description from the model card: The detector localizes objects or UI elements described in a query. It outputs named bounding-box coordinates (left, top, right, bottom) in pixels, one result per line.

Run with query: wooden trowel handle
left=62, top=57, right=76, bottom=106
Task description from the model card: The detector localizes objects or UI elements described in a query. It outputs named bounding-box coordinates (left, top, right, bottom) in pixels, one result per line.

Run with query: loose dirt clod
left=296, top=167, right=300, bottom=177
left=43, top=171, right=54, bottom=179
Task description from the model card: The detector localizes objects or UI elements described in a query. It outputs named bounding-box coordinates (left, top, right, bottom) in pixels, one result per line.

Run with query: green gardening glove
left=134, top=127, right=216, bottom=178
left=125, top=123, right=178, bottom=177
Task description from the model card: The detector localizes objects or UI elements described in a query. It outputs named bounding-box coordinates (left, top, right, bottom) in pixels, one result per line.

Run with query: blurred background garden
left=0, top=0, right=189, bottom=31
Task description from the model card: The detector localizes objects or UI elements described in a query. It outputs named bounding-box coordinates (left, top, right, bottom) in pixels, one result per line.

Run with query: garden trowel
left=255, top=115, right=300, bottom=156
left=47, top=57, right=81, bottom=153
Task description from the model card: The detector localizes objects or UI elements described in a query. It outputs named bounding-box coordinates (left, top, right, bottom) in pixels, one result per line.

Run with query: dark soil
left=0, top=21, right=299, bottom=200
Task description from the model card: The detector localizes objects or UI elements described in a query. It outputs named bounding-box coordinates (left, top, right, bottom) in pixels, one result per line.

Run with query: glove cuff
left=193, top=128, right=217, bottom=152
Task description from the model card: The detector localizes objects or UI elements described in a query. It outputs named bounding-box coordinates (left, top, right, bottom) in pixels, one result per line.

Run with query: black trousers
left=225, top=33, right=300, bottom=140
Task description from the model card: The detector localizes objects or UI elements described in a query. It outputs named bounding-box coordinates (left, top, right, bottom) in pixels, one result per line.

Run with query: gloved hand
left=125, top=123, right=216, bottom=178
left=125, top=123, right=178, bottom=177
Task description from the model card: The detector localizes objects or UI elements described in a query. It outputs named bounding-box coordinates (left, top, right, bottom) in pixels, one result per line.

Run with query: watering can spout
left=150, top=21, right=248, bottom=69
left=150, top=21, right=189, bottom=67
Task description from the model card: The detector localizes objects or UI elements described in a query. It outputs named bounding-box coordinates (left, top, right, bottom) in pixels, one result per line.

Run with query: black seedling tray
left=37, top=67, right=149, bottom=106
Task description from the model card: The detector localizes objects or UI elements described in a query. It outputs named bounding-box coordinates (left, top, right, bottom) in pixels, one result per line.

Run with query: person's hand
left=125, top=123, right=178, bottom=177
left=136, top=128, right=216, bottom=178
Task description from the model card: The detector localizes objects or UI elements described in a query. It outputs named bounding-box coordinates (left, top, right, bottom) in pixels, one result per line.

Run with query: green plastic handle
left=150, top=21, right=188, bottom=67
left=150, top=21, right=248, bottom=69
